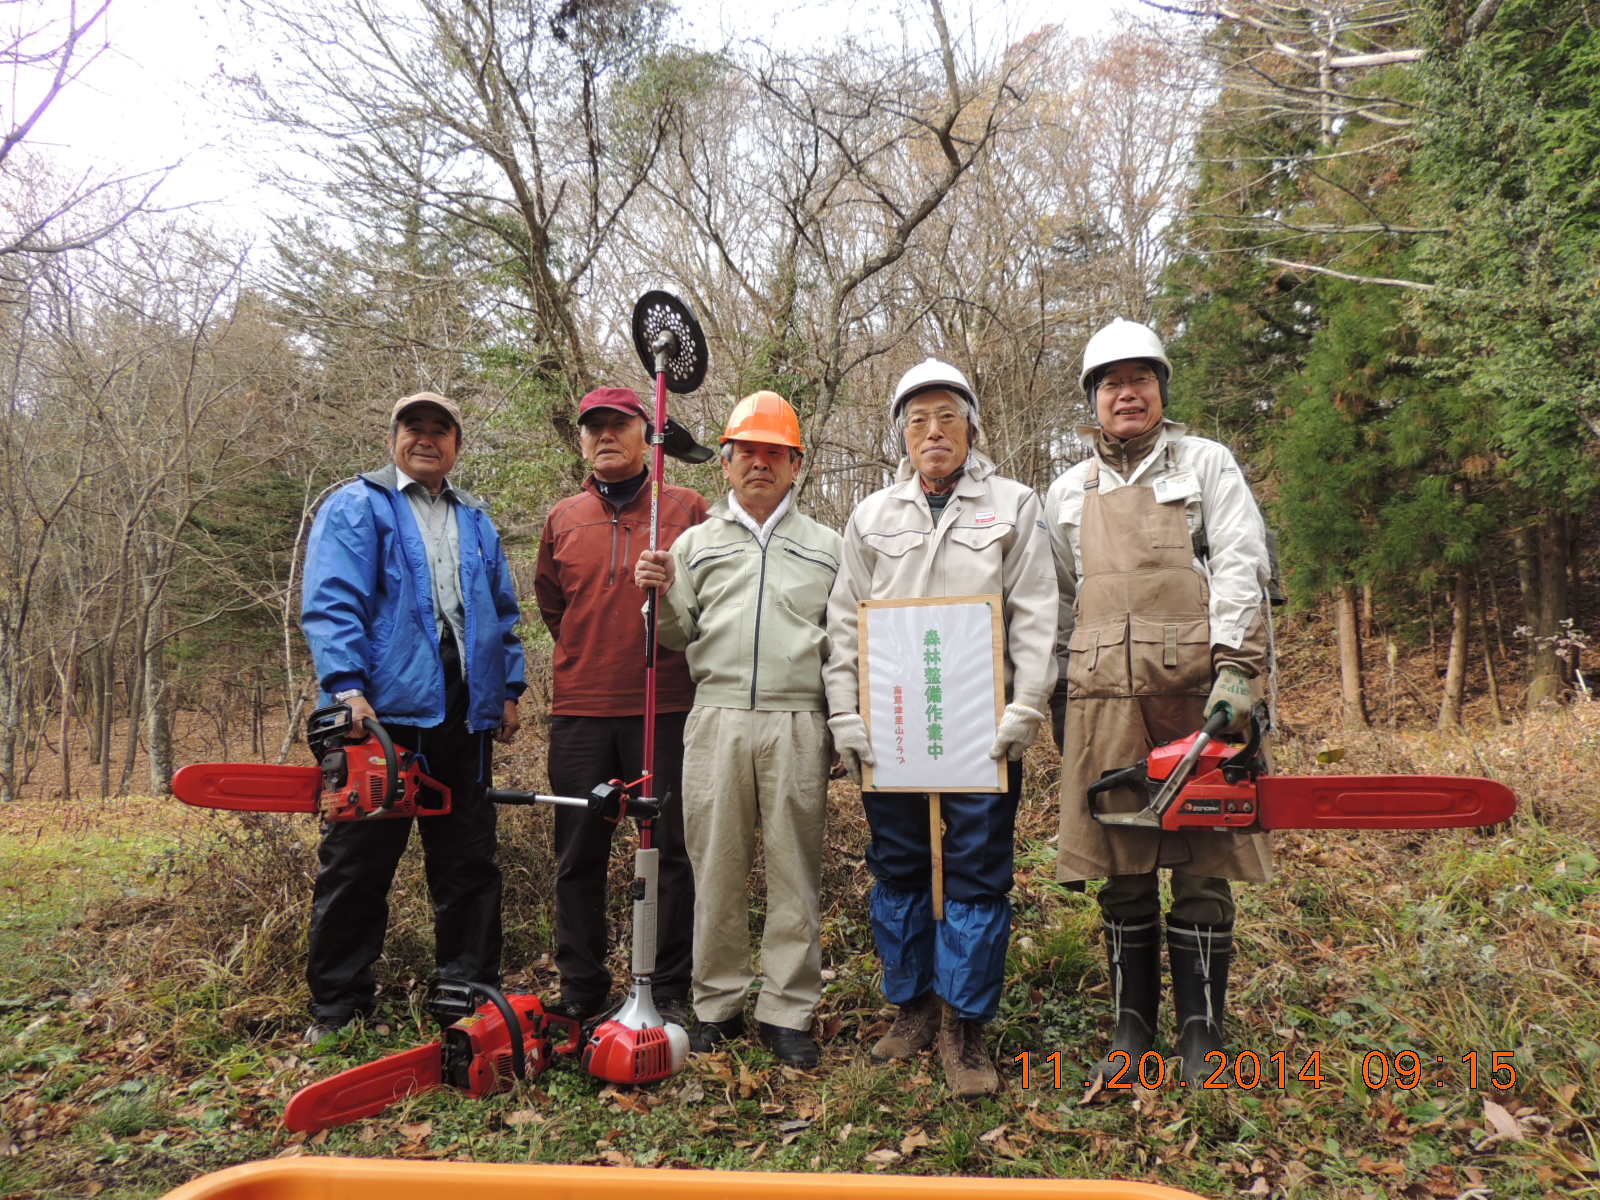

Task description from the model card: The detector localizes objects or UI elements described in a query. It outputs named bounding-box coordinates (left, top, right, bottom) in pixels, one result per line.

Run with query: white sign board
left=860, top=595, right=1006, bottom=793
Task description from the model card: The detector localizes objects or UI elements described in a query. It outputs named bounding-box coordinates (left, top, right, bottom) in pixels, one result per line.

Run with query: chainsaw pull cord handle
left=364, top=717, right=400, bottom=811
left=1147, top=707, right=1233, bottom=818
left=468, top=981, right=527, bottom=1081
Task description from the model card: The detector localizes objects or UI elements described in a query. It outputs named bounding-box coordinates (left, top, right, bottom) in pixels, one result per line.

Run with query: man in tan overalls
left=1045, top=319, right=1272, bottom=1083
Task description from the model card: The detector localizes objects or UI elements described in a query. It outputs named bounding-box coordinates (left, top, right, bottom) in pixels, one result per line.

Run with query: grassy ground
left=1, top=712, right=1597, bottom=1199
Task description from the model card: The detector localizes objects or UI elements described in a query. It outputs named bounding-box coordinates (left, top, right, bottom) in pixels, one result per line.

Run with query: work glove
left=1204, top=665, right=1260, bottom=734
left=827, top=713, right=875, bottom=785
left=988, top=703, right=1046, bottom=761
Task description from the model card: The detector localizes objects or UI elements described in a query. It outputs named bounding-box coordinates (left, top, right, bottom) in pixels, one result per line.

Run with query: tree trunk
left=0, top=643, right=16, bottom=804
left=1335, top=583, right=1369, bottom=728
left=143, top=596, right=172, bottom=795
left=1361, top=583, right=1373, bottom=641
left=1527, top=510, right=1570, bottom=707
left=1438, top=571, right=1469, bottom=728
left=1479, top=584, right=1504, bottom=724
left=59, top=631, right=79, bottom=801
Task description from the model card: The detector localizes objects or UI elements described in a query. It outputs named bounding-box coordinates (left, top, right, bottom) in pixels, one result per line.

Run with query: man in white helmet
left=634, top=391, right=841, bottom=1068
left=824, top=359, right=1057, bottom=1098
left=1046, top=318, right=1273, bottom=1085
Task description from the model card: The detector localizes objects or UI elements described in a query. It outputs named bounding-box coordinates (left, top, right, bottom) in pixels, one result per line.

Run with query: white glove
left=988, top=703, right=1046, bottom=761
left=1204, top=665, right=1260, bottom=734
left=827, top=713, right=875, bottom=785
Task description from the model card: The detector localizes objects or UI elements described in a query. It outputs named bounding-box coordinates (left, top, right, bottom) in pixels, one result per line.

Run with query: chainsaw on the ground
left=171, top=703, right=451, bottom=821
left=283, top=981, right=584, bottom=1133
left=1088, top=707, right=1517, bottom=833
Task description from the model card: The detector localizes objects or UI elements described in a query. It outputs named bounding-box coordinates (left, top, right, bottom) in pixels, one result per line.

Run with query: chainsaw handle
left=365, top=718, right=401, bottom=810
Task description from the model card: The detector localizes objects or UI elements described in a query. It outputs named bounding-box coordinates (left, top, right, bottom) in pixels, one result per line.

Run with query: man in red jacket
left=534, top=387, right=708, bottom=1023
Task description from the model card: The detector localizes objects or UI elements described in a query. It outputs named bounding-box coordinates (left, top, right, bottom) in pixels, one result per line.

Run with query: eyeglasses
left=904, top=410, right=965, bottom=434
left=1096, top=373, right=1159, bottom=396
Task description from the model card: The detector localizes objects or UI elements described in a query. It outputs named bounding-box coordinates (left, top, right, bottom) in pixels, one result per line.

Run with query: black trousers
left=547, top=712, right=694, bottom=1005
left=306, top=640, right=503, bottom=1021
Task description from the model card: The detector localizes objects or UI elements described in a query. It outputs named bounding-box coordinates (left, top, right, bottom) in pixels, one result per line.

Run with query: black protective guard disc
left=661, top=417, right=715, bottom=464
left=631, top=290, right=708, bottom=395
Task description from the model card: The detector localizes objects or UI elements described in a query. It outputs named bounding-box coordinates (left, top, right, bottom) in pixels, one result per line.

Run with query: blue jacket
left=302, top=465, right=527, bottom=733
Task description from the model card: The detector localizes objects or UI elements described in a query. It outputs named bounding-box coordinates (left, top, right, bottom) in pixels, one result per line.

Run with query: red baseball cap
left=578, top=387, right=648, bottom=422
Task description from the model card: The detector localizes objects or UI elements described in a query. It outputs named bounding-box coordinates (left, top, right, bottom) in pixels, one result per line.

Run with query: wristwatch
left=334, top=689, right=364, bottom=703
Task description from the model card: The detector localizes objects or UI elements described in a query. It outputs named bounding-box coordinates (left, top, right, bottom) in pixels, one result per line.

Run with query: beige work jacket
left=656, top=498, right=842, bottom=711
left=824, top=450, right=1058, bottom=719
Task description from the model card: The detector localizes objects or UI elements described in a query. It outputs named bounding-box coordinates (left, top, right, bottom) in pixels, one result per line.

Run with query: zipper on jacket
left=750, top=532, right=771, bottom=709
left=608, top=510, right=621, bottom=585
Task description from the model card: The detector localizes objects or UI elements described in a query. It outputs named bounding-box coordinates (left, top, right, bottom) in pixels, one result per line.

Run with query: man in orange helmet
left=635, top=391, right=841, bottom=1067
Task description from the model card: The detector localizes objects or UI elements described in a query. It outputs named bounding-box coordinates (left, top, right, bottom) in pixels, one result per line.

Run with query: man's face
left=1095, top=360, right=1165, bottom=440
left=903, top=390, right=971, bottom=483
left=721, top=439, right=800, bottom=510
left=579, top=410, right=648, bottom=482
left=390, top=407, right=461, bottom=490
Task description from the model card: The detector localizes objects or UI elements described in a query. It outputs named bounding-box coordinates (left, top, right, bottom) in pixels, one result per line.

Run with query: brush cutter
left=171, top=703, right=450, bottom=821
left=283, top=981, right=583, bottom=1133
left=437, top=290, right=713, bottom=1091
left=1088, top=707, right=1517, bottom=832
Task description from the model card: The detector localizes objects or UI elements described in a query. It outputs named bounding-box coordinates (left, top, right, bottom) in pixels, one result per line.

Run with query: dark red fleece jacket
left=534, top=475, right=709, bottom=716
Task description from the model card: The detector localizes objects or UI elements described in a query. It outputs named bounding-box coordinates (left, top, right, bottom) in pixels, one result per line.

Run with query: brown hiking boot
left=869, top=992, right=938, bottom=1061
left=936, top=999, right=999, bottom=1098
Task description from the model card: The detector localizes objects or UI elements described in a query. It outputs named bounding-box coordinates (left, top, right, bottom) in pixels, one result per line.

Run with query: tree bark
left=1526, top=510, right=1570, bottom=707
left=1438, top=570, right=1469, bottom=728
left=1479, top=577, right=1504, bottom=724
left=1335, top=583, right=1369, bottom=728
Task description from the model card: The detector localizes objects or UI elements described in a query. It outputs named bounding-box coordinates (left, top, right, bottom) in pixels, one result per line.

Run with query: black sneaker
left=757, top=1021, right=820, bottom=1068
left=548, top=995, right=610, bottom=1023
left=656, top=995, right=692, bottom=1028
left=689, top=1014, right=745, bottom=1052
left=301, top=1017, right=353, bottom=1047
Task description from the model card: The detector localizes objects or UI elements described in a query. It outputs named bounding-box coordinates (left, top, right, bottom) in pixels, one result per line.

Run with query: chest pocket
left=861, top=528, right=926, bottom=560
left=948, top=523, right=1011, bottom=554
left=687, top=543, right=752, bottom=609
left=776, top=543, right=838, bottom=621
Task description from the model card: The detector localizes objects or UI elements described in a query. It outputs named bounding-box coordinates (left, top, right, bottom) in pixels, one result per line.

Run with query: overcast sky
left=23, top=0, right=1137, bottom=235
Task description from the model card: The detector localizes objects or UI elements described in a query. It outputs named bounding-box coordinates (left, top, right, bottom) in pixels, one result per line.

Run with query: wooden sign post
left=859, top=595, right=1006, bottom=919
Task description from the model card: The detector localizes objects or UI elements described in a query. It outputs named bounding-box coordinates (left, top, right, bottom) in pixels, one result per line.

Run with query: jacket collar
left=889, top=447, right=996, bottom=499
left=1074, top=419, right=1187, bottom=484
left=362, top=463, right=486, bottom=510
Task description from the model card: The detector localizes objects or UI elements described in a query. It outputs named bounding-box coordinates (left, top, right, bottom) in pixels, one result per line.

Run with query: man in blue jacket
left=300, top=391, right=526, bottom=1044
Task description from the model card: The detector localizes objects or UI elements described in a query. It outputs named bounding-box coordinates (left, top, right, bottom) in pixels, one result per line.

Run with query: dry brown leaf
left=1023, top=1107, right=1065, bottom=1133
left=504, top=1109, right=545, bottom=1127
left=979, top=1124, right=1008, bottom=1143
left=397, top=1122, right=432, bottom=1142
left=1482, top=1098, right=1523, bottom=1144
left=864, top=1148, right=902, bottom=1166
left=899, top=1128, right=931, bottom=1155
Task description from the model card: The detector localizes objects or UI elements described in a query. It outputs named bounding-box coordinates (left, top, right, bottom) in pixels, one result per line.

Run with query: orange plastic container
left=161, top=1160, right=1208, bottom=1200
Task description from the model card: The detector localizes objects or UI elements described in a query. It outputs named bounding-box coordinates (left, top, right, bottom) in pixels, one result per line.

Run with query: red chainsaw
left=283, top=981, right=583, bottom=1133
left=1088, top=708, right=1517, bottom=832
left=171, top=703, right=451, bottom=821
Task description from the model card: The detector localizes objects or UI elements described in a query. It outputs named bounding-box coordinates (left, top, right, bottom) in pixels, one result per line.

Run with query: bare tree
left=232, top=0, right=688, bottom=408
left=0, top=0, right=170, bottom=258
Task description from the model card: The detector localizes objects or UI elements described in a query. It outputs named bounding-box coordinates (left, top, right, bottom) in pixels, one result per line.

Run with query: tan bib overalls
left=1055, top=457, right=1271, bottom=885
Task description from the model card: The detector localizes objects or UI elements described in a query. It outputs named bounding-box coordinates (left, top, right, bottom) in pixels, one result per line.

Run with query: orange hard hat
left=720, top=390, right=804, bottom=452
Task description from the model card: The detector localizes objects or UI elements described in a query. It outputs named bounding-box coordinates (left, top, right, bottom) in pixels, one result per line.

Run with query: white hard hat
left=891, top=358, right=977, bottom=422
left=1080, top=319, right=1171, bottom=395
